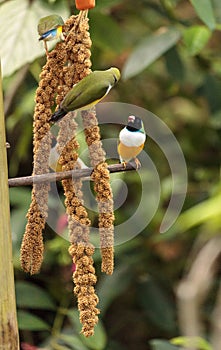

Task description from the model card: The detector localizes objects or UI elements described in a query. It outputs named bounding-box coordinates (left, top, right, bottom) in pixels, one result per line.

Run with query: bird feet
left=120, top=158, right=141, bottom=170
left=121, top=161, right=127, bottom=169
left=134, top=157, right=141, bottom=170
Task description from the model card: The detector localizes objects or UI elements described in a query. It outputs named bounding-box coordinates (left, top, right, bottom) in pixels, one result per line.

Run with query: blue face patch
left=41, top=28, right=57, bottom=39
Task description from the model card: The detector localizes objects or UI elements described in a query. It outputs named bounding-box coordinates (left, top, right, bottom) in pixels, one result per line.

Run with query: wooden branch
left=8, top=161, right=140, bottom=187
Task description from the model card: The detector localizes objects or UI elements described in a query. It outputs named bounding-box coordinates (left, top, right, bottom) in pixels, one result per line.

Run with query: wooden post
left=0, top=62, right=19, bottom=349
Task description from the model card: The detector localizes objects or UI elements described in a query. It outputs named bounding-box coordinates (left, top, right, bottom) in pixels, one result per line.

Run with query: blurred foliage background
left=1, top=0, right=221, bottom=349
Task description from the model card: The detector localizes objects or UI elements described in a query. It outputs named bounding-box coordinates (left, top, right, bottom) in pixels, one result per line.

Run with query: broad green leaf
left=58, top=334, right=88, bottom=350
left=0, top=0, right=69, bottom=77
left=190, top=0, right=216, bottom=30
left=171, top=194, right=221, bottom=232
left=16, top=281, right=56, bottom=310
left=200, top=74, right=221, bottom=113
left=212, top=0, right=221, bottom=23
left=158, top=191, right=221, bottom=240
left=183, top=25, right=212, bottom=56
left=17, top=310, right=50, bottom=331
left=68, top=309, right=107, bottom=350
left=137, top=276, right=176, bottom=332
left=10, top=188, right=31, bottom=245
left=9, top=187, right=31, bottom=207
left=164, top=47, right=185, bottom=81
left=90, top=12, right=123, bottom=53
left=171, top=336, right=212, bottom=350
left=98, top=264, right=132, bottom=315
left=122, top=27, right=181, bottom=80
left=93, top=0, right=123, bottom=11
left=150, top=339, right=179, bottom=350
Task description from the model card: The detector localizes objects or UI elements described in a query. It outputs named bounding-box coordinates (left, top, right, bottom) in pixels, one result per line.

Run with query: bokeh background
left=1, top=0, right=221, bottom=349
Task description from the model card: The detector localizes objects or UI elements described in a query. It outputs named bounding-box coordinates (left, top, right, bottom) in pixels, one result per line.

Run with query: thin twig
left=8, top=161, right=140, bottom=187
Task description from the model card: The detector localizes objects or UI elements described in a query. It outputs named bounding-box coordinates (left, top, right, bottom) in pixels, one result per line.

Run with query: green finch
left=50, top=67, right=121, bottom=122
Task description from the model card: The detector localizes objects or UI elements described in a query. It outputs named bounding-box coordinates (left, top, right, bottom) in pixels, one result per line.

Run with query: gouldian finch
left=50, top=67, right=121, bottom=122
left=49, top=144, right=88, bottom=172
left=118, top=115, right=146, bottom=168
left=38, top=14, right=64, bottom=54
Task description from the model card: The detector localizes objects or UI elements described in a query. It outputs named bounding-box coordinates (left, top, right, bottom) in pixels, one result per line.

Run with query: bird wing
left=62, top=75, right=111, bottom=111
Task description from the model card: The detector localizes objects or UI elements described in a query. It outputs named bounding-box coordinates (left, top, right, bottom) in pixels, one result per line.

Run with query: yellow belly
left=118, top=142, right=144, bottom=162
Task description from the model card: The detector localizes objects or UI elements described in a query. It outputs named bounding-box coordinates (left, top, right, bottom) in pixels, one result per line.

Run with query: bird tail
left=50, top=108, right=67, bottom=122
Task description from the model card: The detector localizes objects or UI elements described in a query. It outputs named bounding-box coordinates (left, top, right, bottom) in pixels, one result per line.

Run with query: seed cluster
left=82, top=110, right=115, bottom=274
left=20, top=41, right=67, bottom=274
left=21, top=10, right=115, bottom=336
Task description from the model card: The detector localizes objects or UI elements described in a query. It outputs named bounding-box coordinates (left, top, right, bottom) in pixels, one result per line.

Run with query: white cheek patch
left=119, top=128, right=146, bottom=147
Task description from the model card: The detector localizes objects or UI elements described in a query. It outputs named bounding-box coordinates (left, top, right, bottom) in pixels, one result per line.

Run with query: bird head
left=109, top=67, right=121, bottom=84
left=37, top=14, right=64, bottom=36
left=127, top=115, right=143, bottom=131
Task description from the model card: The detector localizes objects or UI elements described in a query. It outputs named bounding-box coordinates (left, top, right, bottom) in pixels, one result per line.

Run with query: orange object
left=75, top=0, right=95, bottom=10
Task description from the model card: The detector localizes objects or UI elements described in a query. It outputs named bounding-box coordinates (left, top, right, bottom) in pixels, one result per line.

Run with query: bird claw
left=134, top=158, right=141, bottom=170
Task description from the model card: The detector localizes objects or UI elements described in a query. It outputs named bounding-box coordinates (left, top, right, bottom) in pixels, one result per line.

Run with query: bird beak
left=128, top=115, right=135, bottom=123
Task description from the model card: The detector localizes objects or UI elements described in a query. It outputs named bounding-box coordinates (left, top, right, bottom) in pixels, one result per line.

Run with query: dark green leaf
left=90, top=12, right=123, bottom=53
left=98, top=265, right=132, bottom=315
left=190, top=0, right=216, bottom=30
left=200, top=74, right=221, bottom=112
left=183, top=25, right=212, bottom=56
left=137, top=276, right=176, bottom=332
left=68, top=309, right=107, bottom=350
left=150, top=339, right=179, bottom=350
left=16, top=281, right=56, bottom=310
left=58, top=334, right=88, bottom=350
left=122, top=27, right=181, bottom=79
left=212, top=0, right=221, bottom=23
left=9, top=187, right=31, bottom=207
left=171, top=336, right=212, bottom=350
left=93, top=0, right=124, bottom=11
left=17, top=310, right=50, bottom=331
left=164, top=47, right=185, bottom=81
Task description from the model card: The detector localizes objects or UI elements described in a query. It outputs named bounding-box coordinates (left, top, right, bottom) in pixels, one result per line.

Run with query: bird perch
left=8, top=161, right=140, bottom=187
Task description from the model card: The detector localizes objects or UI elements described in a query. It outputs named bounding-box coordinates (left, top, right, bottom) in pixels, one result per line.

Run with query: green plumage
left=50, top=67, right=121, bottom=122
left=37, top=14, right=64, bottom=35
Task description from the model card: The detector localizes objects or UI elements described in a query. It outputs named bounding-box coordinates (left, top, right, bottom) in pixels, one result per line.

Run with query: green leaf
left=9, top=187, right=31, bottom=207
left=17, top=310, right=50, bottom=331
left=16, top=281, right=56, bottom=310
left=68, top=309, right=107, bottom=350
left=183, top=25, right=212, bottom=56
left=150, top=339, right=179, bottom=350
left=137, top=276, right=176, bottom=332
left=58, top=334, right=88, bottom=350
left=190, top=0, right=216, bottom=30
left=164, top=47, right=185, bottom=81
left=159, top=192, right=221, bottom=240
left=93, top=0, right=124, bottom=11
left=171, top=336, right=212, bottom=350
left=10, top=187, right=31, bottom=240
left=212, top=0, right=221, bottom=23
left=98, top=265, right=132, bottom=315
left=122, top=27, right=181, bottom=80
left=0, top=0, right=69, bottom=77
left=90, top=12, right=123, bottom=53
